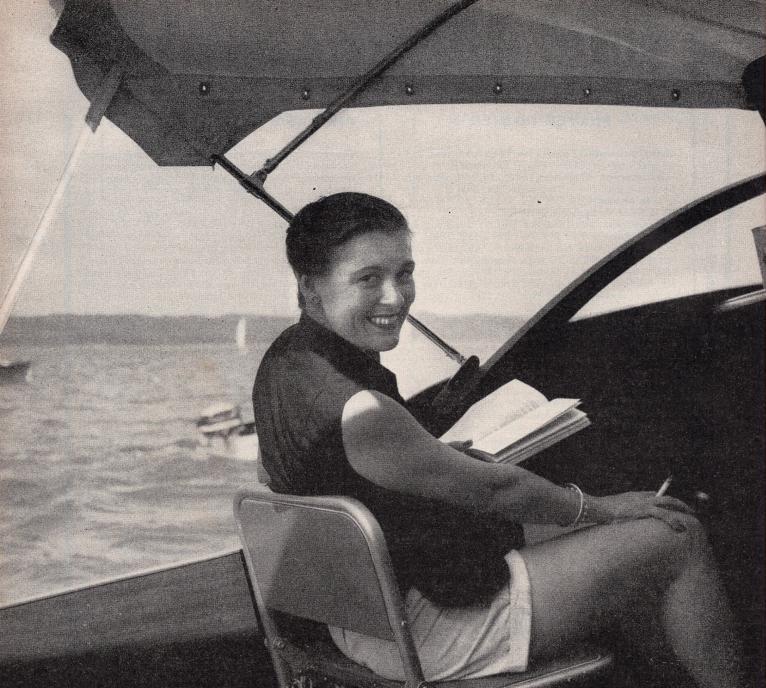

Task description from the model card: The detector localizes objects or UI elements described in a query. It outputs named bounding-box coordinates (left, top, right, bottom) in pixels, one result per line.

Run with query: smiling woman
left=286, top=193, right=416, bottom=352
left=252, top=192, right=748, bottom=687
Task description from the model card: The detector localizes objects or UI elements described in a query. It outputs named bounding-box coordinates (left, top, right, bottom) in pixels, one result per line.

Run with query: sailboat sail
left=236, top=317, right=247, bottom=352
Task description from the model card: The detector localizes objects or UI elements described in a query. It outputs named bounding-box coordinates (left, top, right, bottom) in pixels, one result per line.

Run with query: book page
left=495, top=411, right=590, bottom=464
left=440, top=379, right=547, bottom=444
left=473, top=398, right=581, bottom=454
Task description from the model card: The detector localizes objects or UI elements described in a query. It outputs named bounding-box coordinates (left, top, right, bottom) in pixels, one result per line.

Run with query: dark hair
left=286, top=192, right=409, bottom=278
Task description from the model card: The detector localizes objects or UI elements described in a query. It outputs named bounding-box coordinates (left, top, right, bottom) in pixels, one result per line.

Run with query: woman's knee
left=658, top=513, right=711, bottom=574
left=607, top=515, right=711, bottom=585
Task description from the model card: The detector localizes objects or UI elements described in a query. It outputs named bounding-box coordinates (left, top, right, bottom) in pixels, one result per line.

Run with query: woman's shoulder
left=257, top=321, right=319, bottom=379
left=256, top=329, right=359, bottom=413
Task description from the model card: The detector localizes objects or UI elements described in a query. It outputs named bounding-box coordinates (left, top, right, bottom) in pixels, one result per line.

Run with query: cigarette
left=656, top=476, right=673, bottom=497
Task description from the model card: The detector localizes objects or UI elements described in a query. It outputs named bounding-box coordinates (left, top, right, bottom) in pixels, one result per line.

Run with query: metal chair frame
left=234, top=489, right=612, bottom=688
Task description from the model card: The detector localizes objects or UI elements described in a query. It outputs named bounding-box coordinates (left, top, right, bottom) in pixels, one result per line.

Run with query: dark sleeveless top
left=253, top=313, right=524, bottom=607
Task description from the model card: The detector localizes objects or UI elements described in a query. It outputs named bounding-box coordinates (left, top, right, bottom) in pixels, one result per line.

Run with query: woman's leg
left=519, top=514, right=744, bottom=688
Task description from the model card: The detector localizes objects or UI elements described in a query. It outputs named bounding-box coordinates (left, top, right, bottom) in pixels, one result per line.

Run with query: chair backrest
left=234, top=489, right=424, bottom=685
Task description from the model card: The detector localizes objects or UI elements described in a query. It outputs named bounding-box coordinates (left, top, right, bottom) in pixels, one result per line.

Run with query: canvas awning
left=51, top=0, right=765, bottom=166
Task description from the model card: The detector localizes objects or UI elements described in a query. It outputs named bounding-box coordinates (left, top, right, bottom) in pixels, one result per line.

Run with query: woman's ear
left=297, top=273, right=318, bottom=309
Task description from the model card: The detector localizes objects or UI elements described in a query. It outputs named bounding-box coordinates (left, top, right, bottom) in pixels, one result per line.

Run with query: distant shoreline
left=0, top=314, right=524, bottom=346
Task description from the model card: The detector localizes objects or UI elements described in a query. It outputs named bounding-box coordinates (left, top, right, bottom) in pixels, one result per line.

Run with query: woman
left=253, top=192, right=744, bottom=688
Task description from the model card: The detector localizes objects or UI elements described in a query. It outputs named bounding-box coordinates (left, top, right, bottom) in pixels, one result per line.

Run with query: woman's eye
left=359, top=274, right=380, bottom=285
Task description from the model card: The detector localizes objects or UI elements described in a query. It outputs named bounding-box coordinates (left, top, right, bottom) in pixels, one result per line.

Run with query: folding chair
left=234, top=490, right=612, bottom=688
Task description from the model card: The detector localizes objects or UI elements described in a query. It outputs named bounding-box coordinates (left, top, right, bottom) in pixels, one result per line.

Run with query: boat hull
left=201, top=429, right=260, bottom=462
left=0, top=550, right=275, bottom=688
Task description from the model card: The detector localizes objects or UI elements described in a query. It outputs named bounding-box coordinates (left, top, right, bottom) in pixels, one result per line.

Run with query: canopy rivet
left=583, top=87, right=591, bottom=97
left=671, top=89, right=680, bottom=100
left=301, top=88, right=310, bottom=100
left=405, top=83, right=415, bottom=96
left=198, top=81, right=210, bottom=96
left=493, top=82, right=503, bottom=95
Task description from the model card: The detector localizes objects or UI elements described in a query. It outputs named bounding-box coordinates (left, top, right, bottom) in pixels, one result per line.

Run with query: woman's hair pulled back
left=286, top=192, right=408, bottom=277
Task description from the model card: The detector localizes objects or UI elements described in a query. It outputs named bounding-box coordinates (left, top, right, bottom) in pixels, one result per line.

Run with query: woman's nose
left=379, top=279, right=405, bottom=307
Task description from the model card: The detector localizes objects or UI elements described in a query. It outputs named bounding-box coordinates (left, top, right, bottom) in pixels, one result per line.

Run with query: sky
left=1, top=0, right=765, bottom=322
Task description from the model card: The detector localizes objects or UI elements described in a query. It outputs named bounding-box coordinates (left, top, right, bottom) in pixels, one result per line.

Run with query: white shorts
left=329, top=549, right=532, bottom=681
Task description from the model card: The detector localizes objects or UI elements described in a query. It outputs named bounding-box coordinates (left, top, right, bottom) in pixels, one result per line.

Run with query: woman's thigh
left=519, top=514, right=701, bottom=660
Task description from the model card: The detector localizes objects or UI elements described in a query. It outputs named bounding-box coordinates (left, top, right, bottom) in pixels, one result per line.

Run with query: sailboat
left=0, top=222, right=39, bottom=383
left=194, top=316, right=258, bottom=459
left=235, top=316, right=247, bottom=353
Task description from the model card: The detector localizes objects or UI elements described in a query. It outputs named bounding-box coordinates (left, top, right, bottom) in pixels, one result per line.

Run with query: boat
left=192, top=316, right=259, bottom=461
left=195, top=401, right=260, bottom=462
left=0, top=2, right=763, bottom=687
left=236, top=316, right=247, bottom=353
left=0, top=358, right=31, bottom=384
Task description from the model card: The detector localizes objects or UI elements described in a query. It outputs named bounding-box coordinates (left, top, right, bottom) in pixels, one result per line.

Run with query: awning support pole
left=211, top=154, right=294, bottom=222
left=212, top=153, right=468, bottom=366
left=0, top=66, right=123, bottom=334
left=406, top=317, right=467, bottom=365
left=212, top=0, right=482, bottom=371
left=249, top=0, right=480, bottom=184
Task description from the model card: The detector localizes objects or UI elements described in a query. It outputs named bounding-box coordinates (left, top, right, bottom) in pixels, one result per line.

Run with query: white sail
left=236, top=317, right=247, bottom=352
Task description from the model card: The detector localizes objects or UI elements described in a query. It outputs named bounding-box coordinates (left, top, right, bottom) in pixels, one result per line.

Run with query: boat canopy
left=52, top=0, right=765, bottom=166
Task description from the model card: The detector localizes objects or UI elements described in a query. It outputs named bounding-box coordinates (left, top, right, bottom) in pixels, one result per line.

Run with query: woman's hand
left=446, top=440, right=496, bottom=463
left=589, top=491, right=695, bottom=532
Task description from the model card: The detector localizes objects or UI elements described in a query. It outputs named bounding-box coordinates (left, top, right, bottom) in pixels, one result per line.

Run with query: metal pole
left=0, top=124, right=93, bottom=333
left=250, top=0, right=480, bottom=183
left=213, top=153, right=469, bottom=364
left=211, top=154, right=294, bottom=221
left=213, top=3, right=483, bottom=366
left=0, top=67, right=123, bottom=334
left=406, top=316, right=467, bottom=365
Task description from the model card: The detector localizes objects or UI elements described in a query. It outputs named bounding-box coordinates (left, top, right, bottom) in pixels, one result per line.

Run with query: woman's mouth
left=368, top=314, right=402, bottom=329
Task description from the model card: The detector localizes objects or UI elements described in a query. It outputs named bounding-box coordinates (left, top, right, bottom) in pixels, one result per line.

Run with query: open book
left=440, top=379, right=590, bottom=464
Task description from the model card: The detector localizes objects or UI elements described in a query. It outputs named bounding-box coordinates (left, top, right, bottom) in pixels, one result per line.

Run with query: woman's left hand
left=590, top=491, right=695, bottom=532
left=446, top=440, right=496, bottom=463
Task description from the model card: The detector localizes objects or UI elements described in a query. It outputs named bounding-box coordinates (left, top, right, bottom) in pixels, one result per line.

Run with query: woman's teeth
left=369, top=315, right=399, bottom=327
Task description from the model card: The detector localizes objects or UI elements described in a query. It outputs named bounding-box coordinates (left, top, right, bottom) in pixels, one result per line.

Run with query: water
left=0, top=334, right=493, bottom=606
left=0, top=343, right=268, bottom=606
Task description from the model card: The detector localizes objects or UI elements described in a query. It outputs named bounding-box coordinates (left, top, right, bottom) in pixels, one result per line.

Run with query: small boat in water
left=195, top=402, right=260, bottom=462
left=235, top=317, right=247, bottom=353
left=0, top=358, right=31, bottom=384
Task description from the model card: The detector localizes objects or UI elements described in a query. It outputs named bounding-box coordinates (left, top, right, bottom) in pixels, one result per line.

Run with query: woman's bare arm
left=342, top=390, right=582, bottom=524
left=341, top=390, right=693, bottom=529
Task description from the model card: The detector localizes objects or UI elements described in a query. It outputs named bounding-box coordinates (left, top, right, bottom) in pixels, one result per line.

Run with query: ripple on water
left=2, top=477, right=61, bottom=509
left=1, top=342, right=276, bottom=603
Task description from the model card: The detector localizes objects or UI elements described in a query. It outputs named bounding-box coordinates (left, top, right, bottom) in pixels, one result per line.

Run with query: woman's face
left=302, top=228, right=415, bottom=352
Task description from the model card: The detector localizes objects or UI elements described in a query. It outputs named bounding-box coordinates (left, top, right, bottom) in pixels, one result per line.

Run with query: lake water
left=0, top=343, right=273, bottom=605
left=0, top=332, right=494, bottom=606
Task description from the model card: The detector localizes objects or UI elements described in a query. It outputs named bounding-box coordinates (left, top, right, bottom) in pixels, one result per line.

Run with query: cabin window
left=574, top=196, right=765, bottom=321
